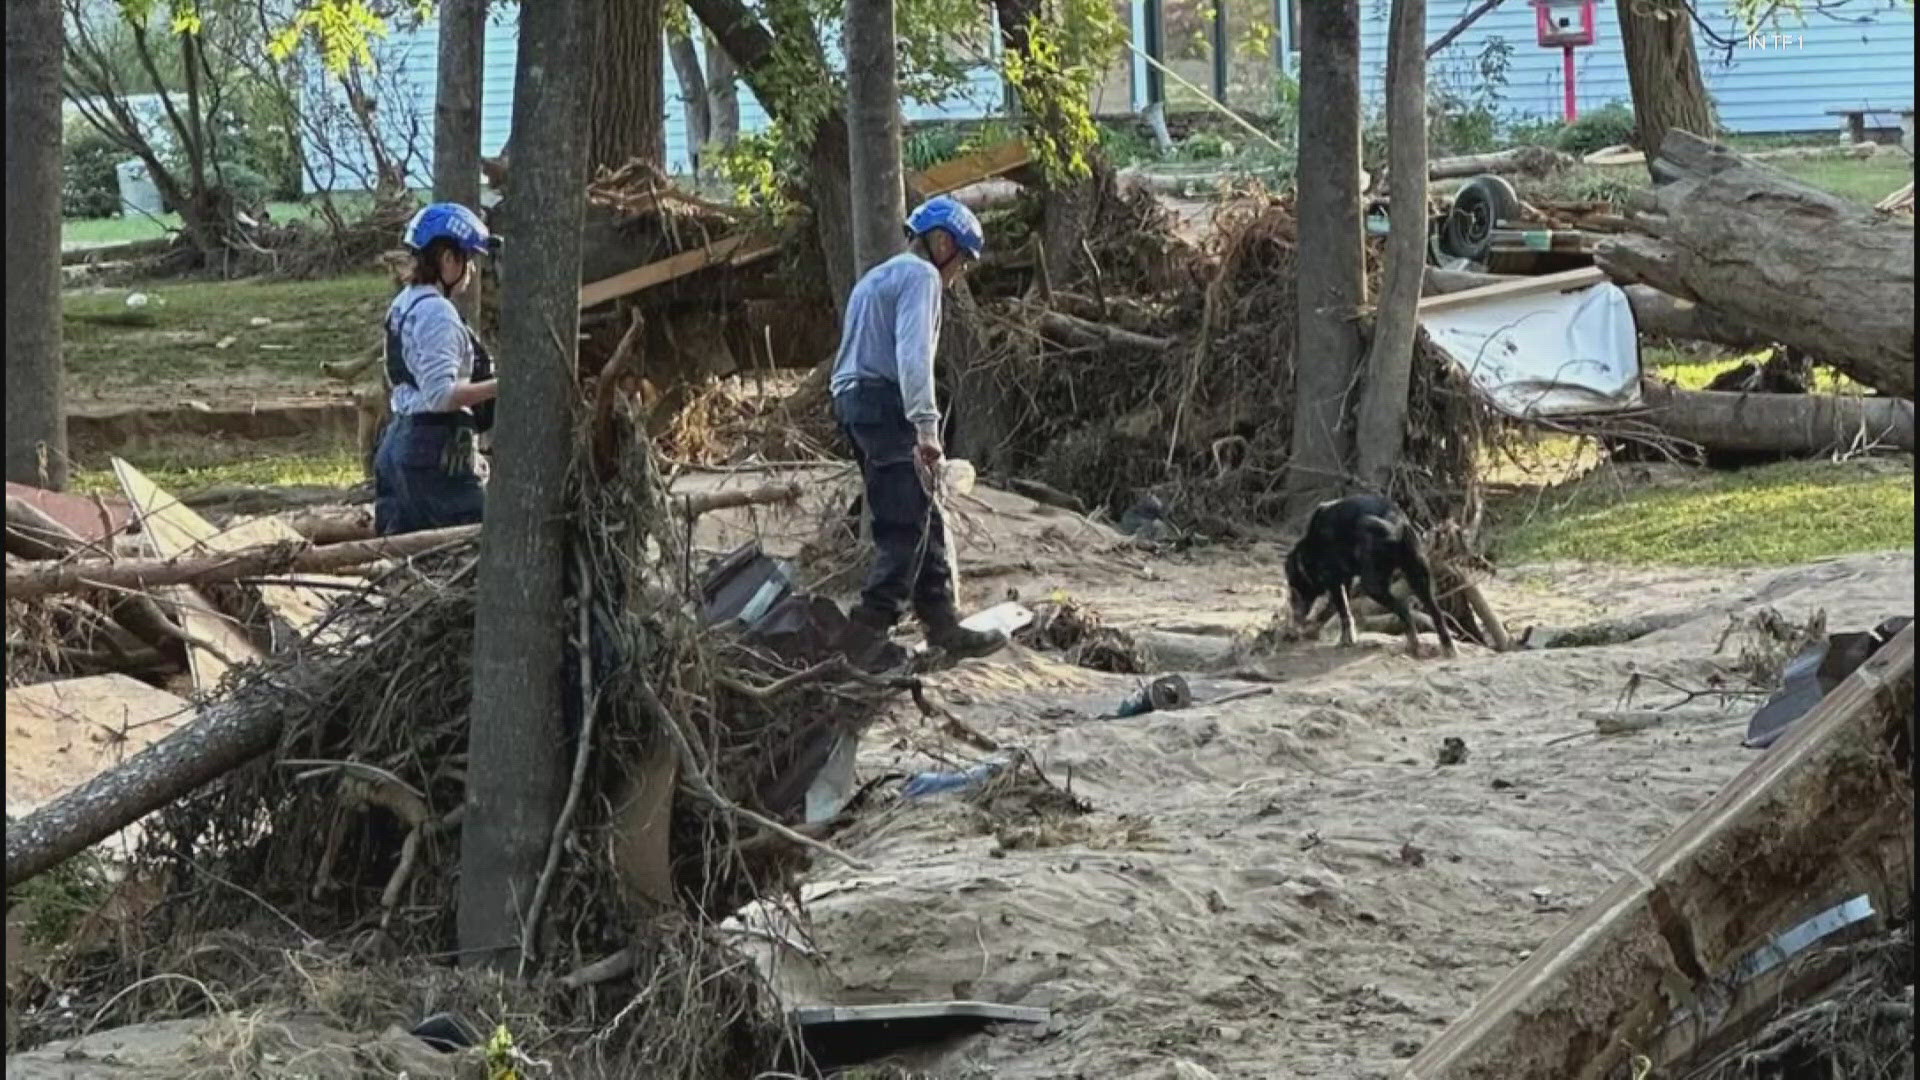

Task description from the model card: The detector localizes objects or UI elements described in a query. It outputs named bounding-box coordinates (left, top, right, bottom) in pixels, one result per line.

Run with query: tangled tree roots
left=6, top=408, right=898, bottom=1075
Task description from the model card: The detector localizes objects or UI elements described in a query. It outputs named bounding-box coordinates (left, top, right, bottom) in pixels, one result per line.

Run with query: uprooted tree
left=1596, top=131, right=1915, bottom=401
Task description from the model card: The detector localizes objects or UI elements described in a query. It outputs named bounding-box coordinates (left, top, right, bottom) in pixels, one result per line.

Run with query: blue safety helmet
left=402, top=201, right=500, bottom=257
left=905, top=196, right=985, bottom=260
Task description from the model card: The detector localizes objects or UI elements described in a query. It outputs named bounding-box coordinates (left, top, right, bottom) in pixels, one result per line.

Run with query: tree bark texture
left=5, top=695, right=274, bottom=891
left=459, top=0, right=590, bottom=973
left=705, top=31, right=740, bottom=148
left=1355, top=0, right=1428, bottom=488
left=6, top=0, right=68, bottom=490
left=434, top=0, right=488, bottom=323
left=667, top=28, right=710, bottom=170
left=687, top=0, right=858, bottom=312
left=588, top=0, right=667, bottom=172
left=1636, top=380, right=1914, bottom=457
left=1595, top=132, right=1915, bottom=400
left=845, top=0, right=906, bottom=275
left=1285, top=0, right=1367, bottom=514
left=1615, top=0, right=1716, bottom=173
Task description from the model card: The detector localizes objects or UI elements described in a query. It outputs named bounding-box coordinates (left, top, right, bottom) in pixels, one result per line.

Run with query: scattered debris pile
left=1015, top=595, right=1147, bottom=674
left=4, top=411, right=909, bottom=1076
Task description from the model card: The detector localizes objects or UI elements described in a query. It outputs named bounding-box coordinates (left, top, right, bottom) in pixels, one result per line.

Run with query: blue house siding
left=1362, top=0, right=1915, bottom=135
left=303, top=0, right=1913, bottom=192
left=304, top=12, right=1000, bottom=193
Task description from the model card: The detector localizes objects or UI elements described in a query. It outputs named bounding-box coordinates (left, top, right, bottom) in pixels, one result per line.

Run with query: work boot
left=917, top=602, right=1010, bottom=660
left=835, top=605, right=909, bottom=674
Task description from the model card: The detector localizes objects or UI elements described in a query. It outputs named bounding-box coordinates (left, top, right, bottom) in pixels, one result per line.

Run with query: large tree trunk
left=587, top=0, right=666, bottom=172
left=6, top=0, right=68, bottom=490
left=1635, top=380, right=1914, bottom=457
left=705, top=31, right=740, bottom=149
left=434, top=0, right=487, bottom=323
left=1615, top=0, right=1715, bottom=174
left=5, top=695, right=273, bottom=891
left=1354, top=0, right=1427, bottom=488
left=667, top=28, right=710, bottom=171
left=1284, top=0, right=1367, bottom=515
left=460, top=0, right=589, bottom=973
left=845, top=0, right=906, bottom=275
left=1595, top=131, right=1915, bottom=400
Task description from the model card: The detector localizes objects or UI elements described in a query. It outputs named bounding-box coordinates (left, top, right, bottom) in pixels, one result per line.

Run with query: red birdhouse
left=1531, top=0, right=1597, bottom=48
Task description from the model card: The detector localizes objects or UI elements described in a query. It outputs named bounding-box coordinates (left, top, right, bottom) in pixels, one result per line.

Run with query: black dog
left=1285, top=494, right=1456, bottom=658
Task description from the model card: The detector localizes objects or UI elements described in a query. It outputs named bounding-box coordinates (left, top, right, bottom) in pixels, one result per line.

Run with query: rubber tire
left=1441, top=175, right=1521, bottom=261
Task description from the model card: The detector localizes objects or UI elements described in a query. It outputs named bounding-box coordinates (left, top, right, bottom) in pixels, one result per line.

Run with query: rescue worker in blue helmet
left=374, top=202, right=501, bottom=536
left=829, top=195, right=1009, bottom=671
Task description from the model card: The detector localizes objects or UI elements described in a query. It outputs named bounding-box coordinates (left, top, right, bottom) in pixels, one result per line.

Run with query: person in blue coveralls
left=829, top=195, right=1011, bottom=671
left=373, top=202, right=501, bottom=536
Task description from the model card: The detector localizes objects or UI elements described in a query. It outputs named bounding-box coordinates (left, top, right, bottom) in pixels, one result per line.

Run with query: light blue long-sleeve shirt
left=828, top=252, right=943, bottom=436
left=386, top=284, right=474, bottom=415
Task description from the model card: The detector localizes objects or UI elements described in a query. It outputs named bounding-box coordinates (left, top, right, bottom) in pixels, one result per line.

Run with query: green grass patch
left=63, top=272, right=389, bottom=393
left=1767, top=154, right=1913, bottom=206
left=69, top=446, right=362, bottom=497
left=61, top=195, right=385, bottom=249
left=1491, top=458, right=1914, bottom=567
left=1641, top=345, right=1868, bottom=393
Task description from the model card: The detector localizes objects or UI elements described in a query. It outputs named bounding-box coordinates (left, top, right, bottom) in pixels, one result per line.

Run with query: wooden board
left=578, top=233, right=782, bottom=310
left=905, top=138, right=1034, bottom=201
left=5, top=675, right=194, bottom=817
left=111, top=458, right=268, bottom=690
left=1399, top=624, right=1914, bottom=1080
left=1414, top=266, right=1607, bottom=316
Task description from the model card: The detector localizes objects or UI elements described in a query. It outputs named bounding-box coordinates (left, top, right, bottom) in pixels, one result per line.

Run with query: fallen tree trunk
left=1400, top=624, right=1914, bottom=1080
left=6, top=484, right=804, bottom=601
left=5, top=693, right=273, bottom=890
left=1423, top=268, right=1774, bottom=351
left=1036, top=310, right=1174, bottom=351
left=1635, top=379, right=1914, bottom=455
left=5, top=523, right=479, bottom=602
left=1428, top=145, right=1573, bottom=180
left=1595, top=131, right=1915, bottom=399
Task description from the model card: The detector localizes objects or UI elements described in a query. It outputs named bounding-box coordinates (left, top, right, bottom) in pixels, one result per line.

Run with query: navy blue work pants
left=373, top=414, right=486, bottom=537
left=832, top=381, right=955, bottom=624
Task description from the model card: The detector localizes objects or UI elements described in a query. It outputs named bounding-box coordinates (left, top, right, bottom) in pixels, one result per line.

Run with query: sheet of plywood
left=111, top=458, right=268, bottom=690
left=5, top=675, right=194, bottom=818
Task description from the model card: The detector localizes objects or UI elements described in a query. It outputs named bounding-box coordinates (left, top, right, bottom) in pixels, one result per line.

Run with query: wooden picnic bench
left=1824, top=104, right=1912, bottom=144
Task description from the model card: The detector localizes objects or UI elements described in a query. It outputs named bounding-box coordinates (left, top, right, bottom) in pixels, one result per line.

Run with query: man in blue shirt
left=831, top=196, right=1008, bottom=670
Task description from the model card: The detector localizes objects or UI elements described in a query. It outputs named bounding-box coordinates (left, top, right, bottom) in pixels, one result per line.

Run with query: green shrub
left=1555, top=102, right=1636, bottom=155
left=63, top=127, right=127, bottom=219
left=214, top=159, right=271, bottom=212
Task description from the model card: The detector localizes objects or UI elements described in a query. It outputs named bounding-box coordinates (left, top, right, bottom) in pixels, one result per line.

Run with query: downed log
left=1595, top=131, right=1914, bottom=400
left=1428, top=145, right=1574, bottom=180
left=1035, top=310, right=1174, bottom=351
left=5, top=485, right=803, bottom=601
left=1400, top=623, right=1914, bottom=1080
left=1635, top=379, right=1914, bottom=456
left=4, top=524, right=479, bottom=602
left=5, top=691, right=272, bottom=890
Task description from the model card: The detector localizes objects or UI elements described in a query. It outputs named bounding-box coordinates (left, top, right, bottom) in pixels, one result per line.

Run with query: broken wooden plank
left=112, top=458, right=330, bottom=654
left=1399, top=623, right=1914, bottom=1080
left=115, top=458, right=263, bottom=692
left=5, top=675, right=194, bottom=818
left=905, top=138, right=1033, bottom=201
left=1414, top=266, right=1606, bottom=316
left=578, top=233, right=782, bottom=310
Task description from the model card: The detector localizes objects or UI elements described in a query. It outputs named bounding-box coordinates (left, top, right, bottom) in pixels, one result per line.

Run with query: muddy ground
left=696, top=472, right=1915, bottom=1078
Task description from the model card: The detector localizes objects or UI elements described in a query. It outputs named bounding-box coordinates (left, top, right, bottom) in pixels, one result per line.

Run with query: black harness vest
left=385, top=292, right=495, bottom=432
